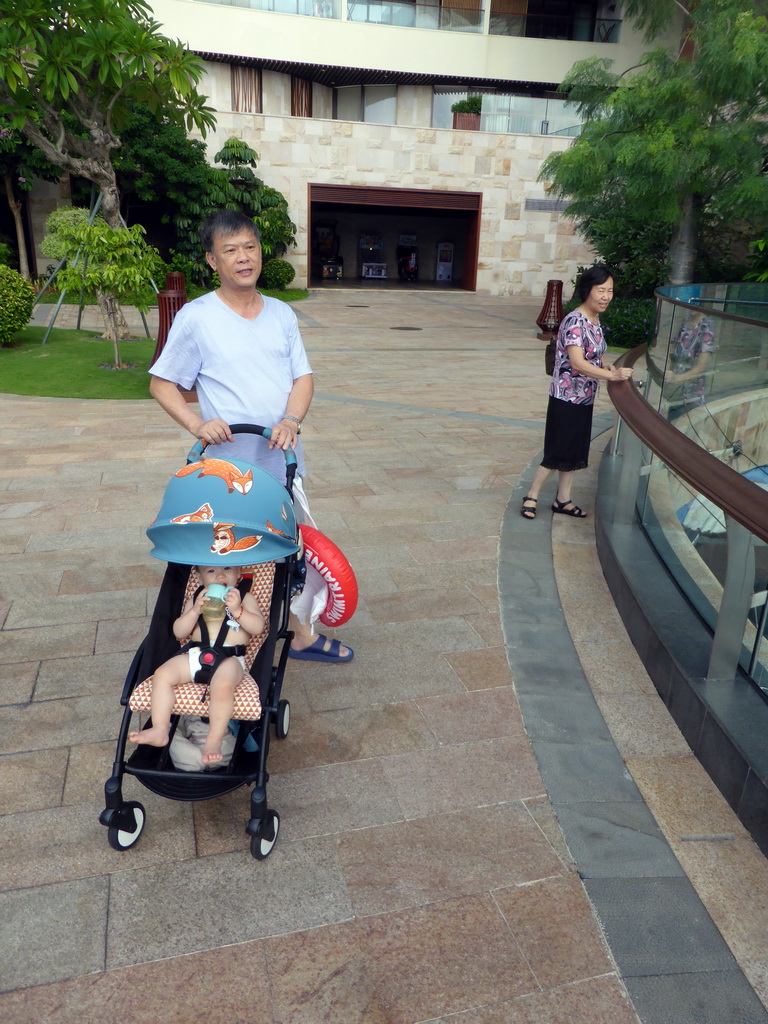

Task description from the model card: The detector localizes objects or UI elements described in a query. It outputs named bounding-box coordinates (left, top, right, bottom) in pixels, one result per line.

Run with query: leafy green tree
left=0, top=0, right=216, bottom=231
left=255, top=187, right=297, bottom=261
left=539, top=0, right=768, bottom=285
left=111, top=104, right=226, bottom=274
left=54, top=220, right=161, bottom=367
left=0, top=121, right=60, bottom=278
left=39, top=206, right=94, bottom=265
left=108, top=110, right=296, bottom=281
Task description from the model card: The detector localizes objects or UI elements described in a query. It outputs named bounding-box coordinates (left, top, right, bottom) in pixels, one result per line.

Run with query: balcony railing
left=489, top=11, right=621, bottom=42
left=479, top=94, right=581, bottom=137
left=601, top=288, right=768, bottom=854
left=347, top=0, right=483, bottom=32
left=195, top=0, right=619, bottom=37
left=199, top=0, right=341, bottom=16
left=610, top=283, right=768, bottom=694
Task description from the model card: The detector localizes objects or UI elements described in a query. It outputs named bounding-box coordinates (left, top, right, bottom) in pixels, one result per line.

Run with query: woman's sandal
left=521, top=496, right=538, bottom=520
left=552, top=498, right=587, bottom=518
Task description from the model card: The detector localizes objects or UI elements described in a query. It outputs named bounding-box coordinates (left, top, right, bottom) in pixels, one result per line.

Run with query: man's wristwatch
left=282, top=414, right=302, bottom=434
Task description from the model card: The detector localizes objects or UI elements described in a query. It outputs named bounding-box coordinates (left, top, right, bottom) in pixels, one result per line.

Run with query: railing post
left=708, top=516, right=756, bottom=681
left=612, top=423, right=643, bottom=524
left=610, top=415, right=622, bottom=456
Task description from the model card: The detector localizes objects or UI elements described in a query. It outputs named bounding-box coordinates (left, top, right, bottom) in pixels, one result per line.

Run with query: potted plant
left=451, top=96, right=482, bottom=130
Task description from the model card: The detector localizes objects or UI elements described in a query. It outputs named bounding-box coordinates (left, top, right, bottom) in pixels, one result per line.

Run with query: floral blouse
left=550, top=310, right=606, bottom=406
left=670, top=315, right=715, bottom=406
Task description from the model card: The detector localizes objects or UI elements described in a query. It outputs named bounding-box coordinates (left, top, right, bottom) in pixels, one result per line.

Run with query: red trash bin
left=153, top=289, right=187, bottom=362
left=152, top=289, right=196, bottom=402
left=165, top=272, right=186, bottom=292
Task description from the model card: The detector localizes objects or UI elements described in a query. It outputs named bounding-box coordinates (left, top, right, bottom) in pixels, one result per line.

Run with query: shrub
left=40, top=206, right=93, bottom=264
left=0, top=233, right=17, bottom=269
left=451, top=96, right=482, bottom=115
left=600, top=298, right=656, bottom=350
left=745, top=238, right=768, bottom=282
left=260, top=258, right=295, bottom=291
left=563, top=295, right=656, bottom=350
left=0, top=265, right=35, bottom=346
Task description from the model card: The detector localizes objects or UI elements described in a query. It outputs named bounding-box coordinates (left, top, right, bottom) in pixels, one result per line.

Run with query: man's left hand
left=268, top=420, right=299, bottom=450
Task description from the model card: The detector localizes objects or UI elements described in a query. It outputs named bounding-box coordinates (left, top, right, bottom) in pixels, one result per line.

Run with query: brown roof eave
left=195, top=51, right=558, bottom=92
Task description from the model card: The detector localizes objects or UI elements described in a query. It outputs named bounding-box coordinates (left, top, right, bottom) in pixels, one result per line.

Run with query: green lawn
left=2, top=327, right=158, bottom=400
left=34, top=285, right=310, bottom=304
left=5, top=288, right=309, bottom=400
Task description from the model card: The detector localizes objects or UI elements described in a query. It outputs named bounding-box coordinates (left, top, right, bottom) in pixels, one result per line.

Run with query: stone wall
left=201, top=64, right=595, bottom=296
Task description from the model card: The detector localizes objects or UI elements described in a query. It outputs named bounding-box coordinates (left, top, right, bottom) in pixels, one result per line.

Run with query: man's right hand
left=191, top=418, right=233, bottom=445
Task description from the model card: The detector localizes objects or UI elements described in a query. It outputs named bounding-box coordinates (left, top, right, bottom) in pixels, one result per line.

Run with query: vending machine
left=436, top=242, right=454, bottom=282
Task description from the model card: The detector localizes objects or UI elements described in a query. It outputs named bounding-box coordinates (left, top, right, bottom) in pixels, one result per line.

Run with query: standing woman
left=521, top=265, right=633, bottom=520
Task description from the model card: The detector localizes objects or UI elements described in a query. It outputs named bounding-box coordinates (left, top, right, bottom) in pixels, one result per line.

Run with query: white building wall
left=151, top=0, right=681, bottom=85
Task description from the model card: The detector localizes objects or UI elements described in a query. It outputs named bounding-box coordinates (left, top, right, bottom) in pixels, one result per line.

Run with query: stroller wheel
left=107, top=801, right=146, bottom=851
left=275, top=699, right=290, bottom=740
left=250, top=809, right=280, bottom=860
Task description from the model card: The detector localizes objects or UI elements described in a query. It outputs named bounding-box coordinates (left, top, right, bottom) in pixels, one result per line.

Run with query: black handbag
left=544, top=336, right=557, bottom=376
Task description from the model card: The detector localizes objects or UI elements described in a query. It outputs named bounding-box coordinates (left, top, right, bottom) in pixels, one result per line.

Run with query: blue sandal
left=288, top=635, right=354, bottom=663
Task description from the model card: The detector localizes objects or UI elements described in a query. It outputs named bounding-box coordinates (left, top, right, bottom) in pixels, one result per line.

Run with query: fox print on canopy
left=147, top=455, right=300, bottom=567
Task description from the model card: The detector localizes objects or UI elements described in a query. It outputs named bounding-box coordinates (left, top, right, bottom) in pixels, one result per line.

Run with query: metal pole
left=708, top=516, right=756, bottom=681
left=748, top=589, right=768, bottom=678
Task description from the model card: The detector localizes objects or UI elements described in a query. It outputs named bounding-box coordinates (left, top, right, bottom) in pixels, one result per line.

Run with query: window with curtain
left=291, top=77, right=313, bottom=118
left=230, top=65, right=262, bottom=114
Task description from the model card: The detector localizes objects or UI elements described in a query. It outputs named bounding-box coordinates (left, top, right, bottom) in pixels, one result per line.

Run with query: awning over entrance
left=310, top=184, right=481, bottom=211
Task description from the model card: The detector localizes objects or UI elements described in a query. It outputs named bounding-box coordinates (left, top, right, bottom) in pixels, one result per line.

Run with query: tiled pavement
left=2, top=289, right=768, bottom=1023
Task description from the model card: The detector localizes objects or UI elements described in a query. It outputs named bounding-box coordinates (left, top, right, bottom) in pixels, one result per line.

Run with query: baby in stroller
left=129, top=564, right=266, bottom=764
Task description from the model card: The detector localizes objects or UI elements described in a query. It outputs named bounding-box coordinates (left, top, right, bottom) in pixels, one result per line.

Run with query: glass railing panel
left=639, top=461, right=728, bottom=633
left=488, top=11, right=620, bottom=41
left=650, top=287, right=768, bottom=464
left=630, top=282, right=768, bottom=694
left=746, top=578, right=768, bottom=696
left=480, top=94, right=581, bottom=137
left=347, top=1, right=482, bottom=31
left=199, top=0, right=342, bottom=14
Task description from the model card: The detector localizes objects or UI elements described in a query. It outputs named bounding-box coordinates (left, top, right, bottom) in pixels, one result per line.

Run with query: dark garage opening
left=308, top=184, right=481, bottom=291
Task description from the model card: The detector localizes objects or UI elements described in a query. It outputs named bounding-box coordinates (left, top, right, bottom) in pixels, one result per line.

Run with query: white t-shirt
left=150, top=291, right=312, bottom=479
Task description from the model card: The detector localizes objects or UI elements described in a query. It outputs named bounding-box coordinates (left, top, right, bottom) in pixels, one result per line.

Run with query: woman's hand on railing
left=606, top=364, right=633, bottom=382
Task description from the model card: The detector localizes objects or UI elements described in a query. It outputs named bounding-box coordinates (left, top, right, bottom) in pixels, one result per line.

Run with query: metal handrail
left=608, top=346, right=768, bottom=545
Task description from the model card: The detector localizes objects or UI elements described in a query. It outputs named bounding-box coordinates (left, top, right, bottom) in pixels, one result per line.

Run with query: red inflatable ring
left=299, top=524, right=359, bottom=627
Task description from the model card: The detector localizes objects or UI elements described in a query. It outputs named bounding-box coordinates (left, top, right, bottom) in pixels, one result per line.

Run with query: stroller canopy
left=147, top=455, right=300, bottom=566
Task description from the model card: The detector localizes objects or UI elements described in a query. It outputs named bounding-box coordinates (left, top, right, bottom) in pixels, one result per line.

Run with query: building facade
left=56, top=2, right=682, bottom=295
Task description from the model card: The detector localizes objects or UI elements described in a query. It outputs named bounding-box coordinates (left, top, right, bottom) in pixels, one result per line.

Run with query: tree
left=212, top=139, right=297, bottom=259
left=109, top=113, right=299, bottom=276
left=0, top=121, right=60, bottom=278
left=54, top=220, right=161, bottom=367
left=0, top=0, right=216, bottom=231
left=107, top=109, right=296, bottom=280
left=539, top=0, right=768, bottom=285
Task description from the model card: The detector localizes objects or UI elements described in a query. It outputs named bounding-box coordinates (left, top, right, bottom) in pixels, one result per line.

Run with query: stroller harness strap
left=184, top=581, right=250, bottom=694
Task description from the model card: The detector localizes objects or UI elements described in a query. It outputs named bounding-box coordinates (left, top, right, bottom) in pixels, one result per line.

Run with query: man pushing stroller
left=149, top=209, right=352, bottom=664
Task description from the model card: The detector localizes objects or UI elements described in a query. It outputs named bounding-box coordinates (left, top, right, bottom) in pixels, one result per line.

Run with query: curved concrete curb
left=499, top=430, right=768, bottom=1024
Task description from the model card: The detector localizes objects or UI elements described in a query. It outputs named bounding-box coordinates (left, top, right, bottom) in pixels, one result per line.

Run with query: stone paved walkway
left=1, top=289, right=767, bottom=1023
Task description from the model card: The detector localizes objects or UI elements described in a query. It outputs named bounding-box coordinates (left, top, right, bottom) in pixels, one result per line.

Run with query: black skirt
left=541, top=395, right=593, bottom=473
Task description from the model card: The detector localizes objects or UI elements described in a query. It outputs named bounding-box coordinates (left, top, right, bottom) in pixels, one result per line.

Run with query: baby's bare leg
left=129, top=653, right=191, bottom=747
left=201, top=659, right=241, bottom=765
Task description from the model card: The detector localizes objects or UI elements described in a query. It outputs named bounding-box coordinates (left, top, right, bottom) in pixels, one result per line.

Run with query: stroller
left=99, top=425, right=301, bottom=860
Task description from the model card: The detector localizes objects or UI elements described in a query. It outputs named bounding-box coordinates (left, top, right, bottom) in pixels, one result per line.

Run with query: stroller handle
left=187, top=423, right=298, bottom=487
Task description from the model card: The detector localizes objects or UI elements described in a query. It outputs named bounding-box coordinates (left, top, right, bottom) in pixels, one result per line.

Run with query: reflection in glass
left=632, top=283, right=768, bottom=694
